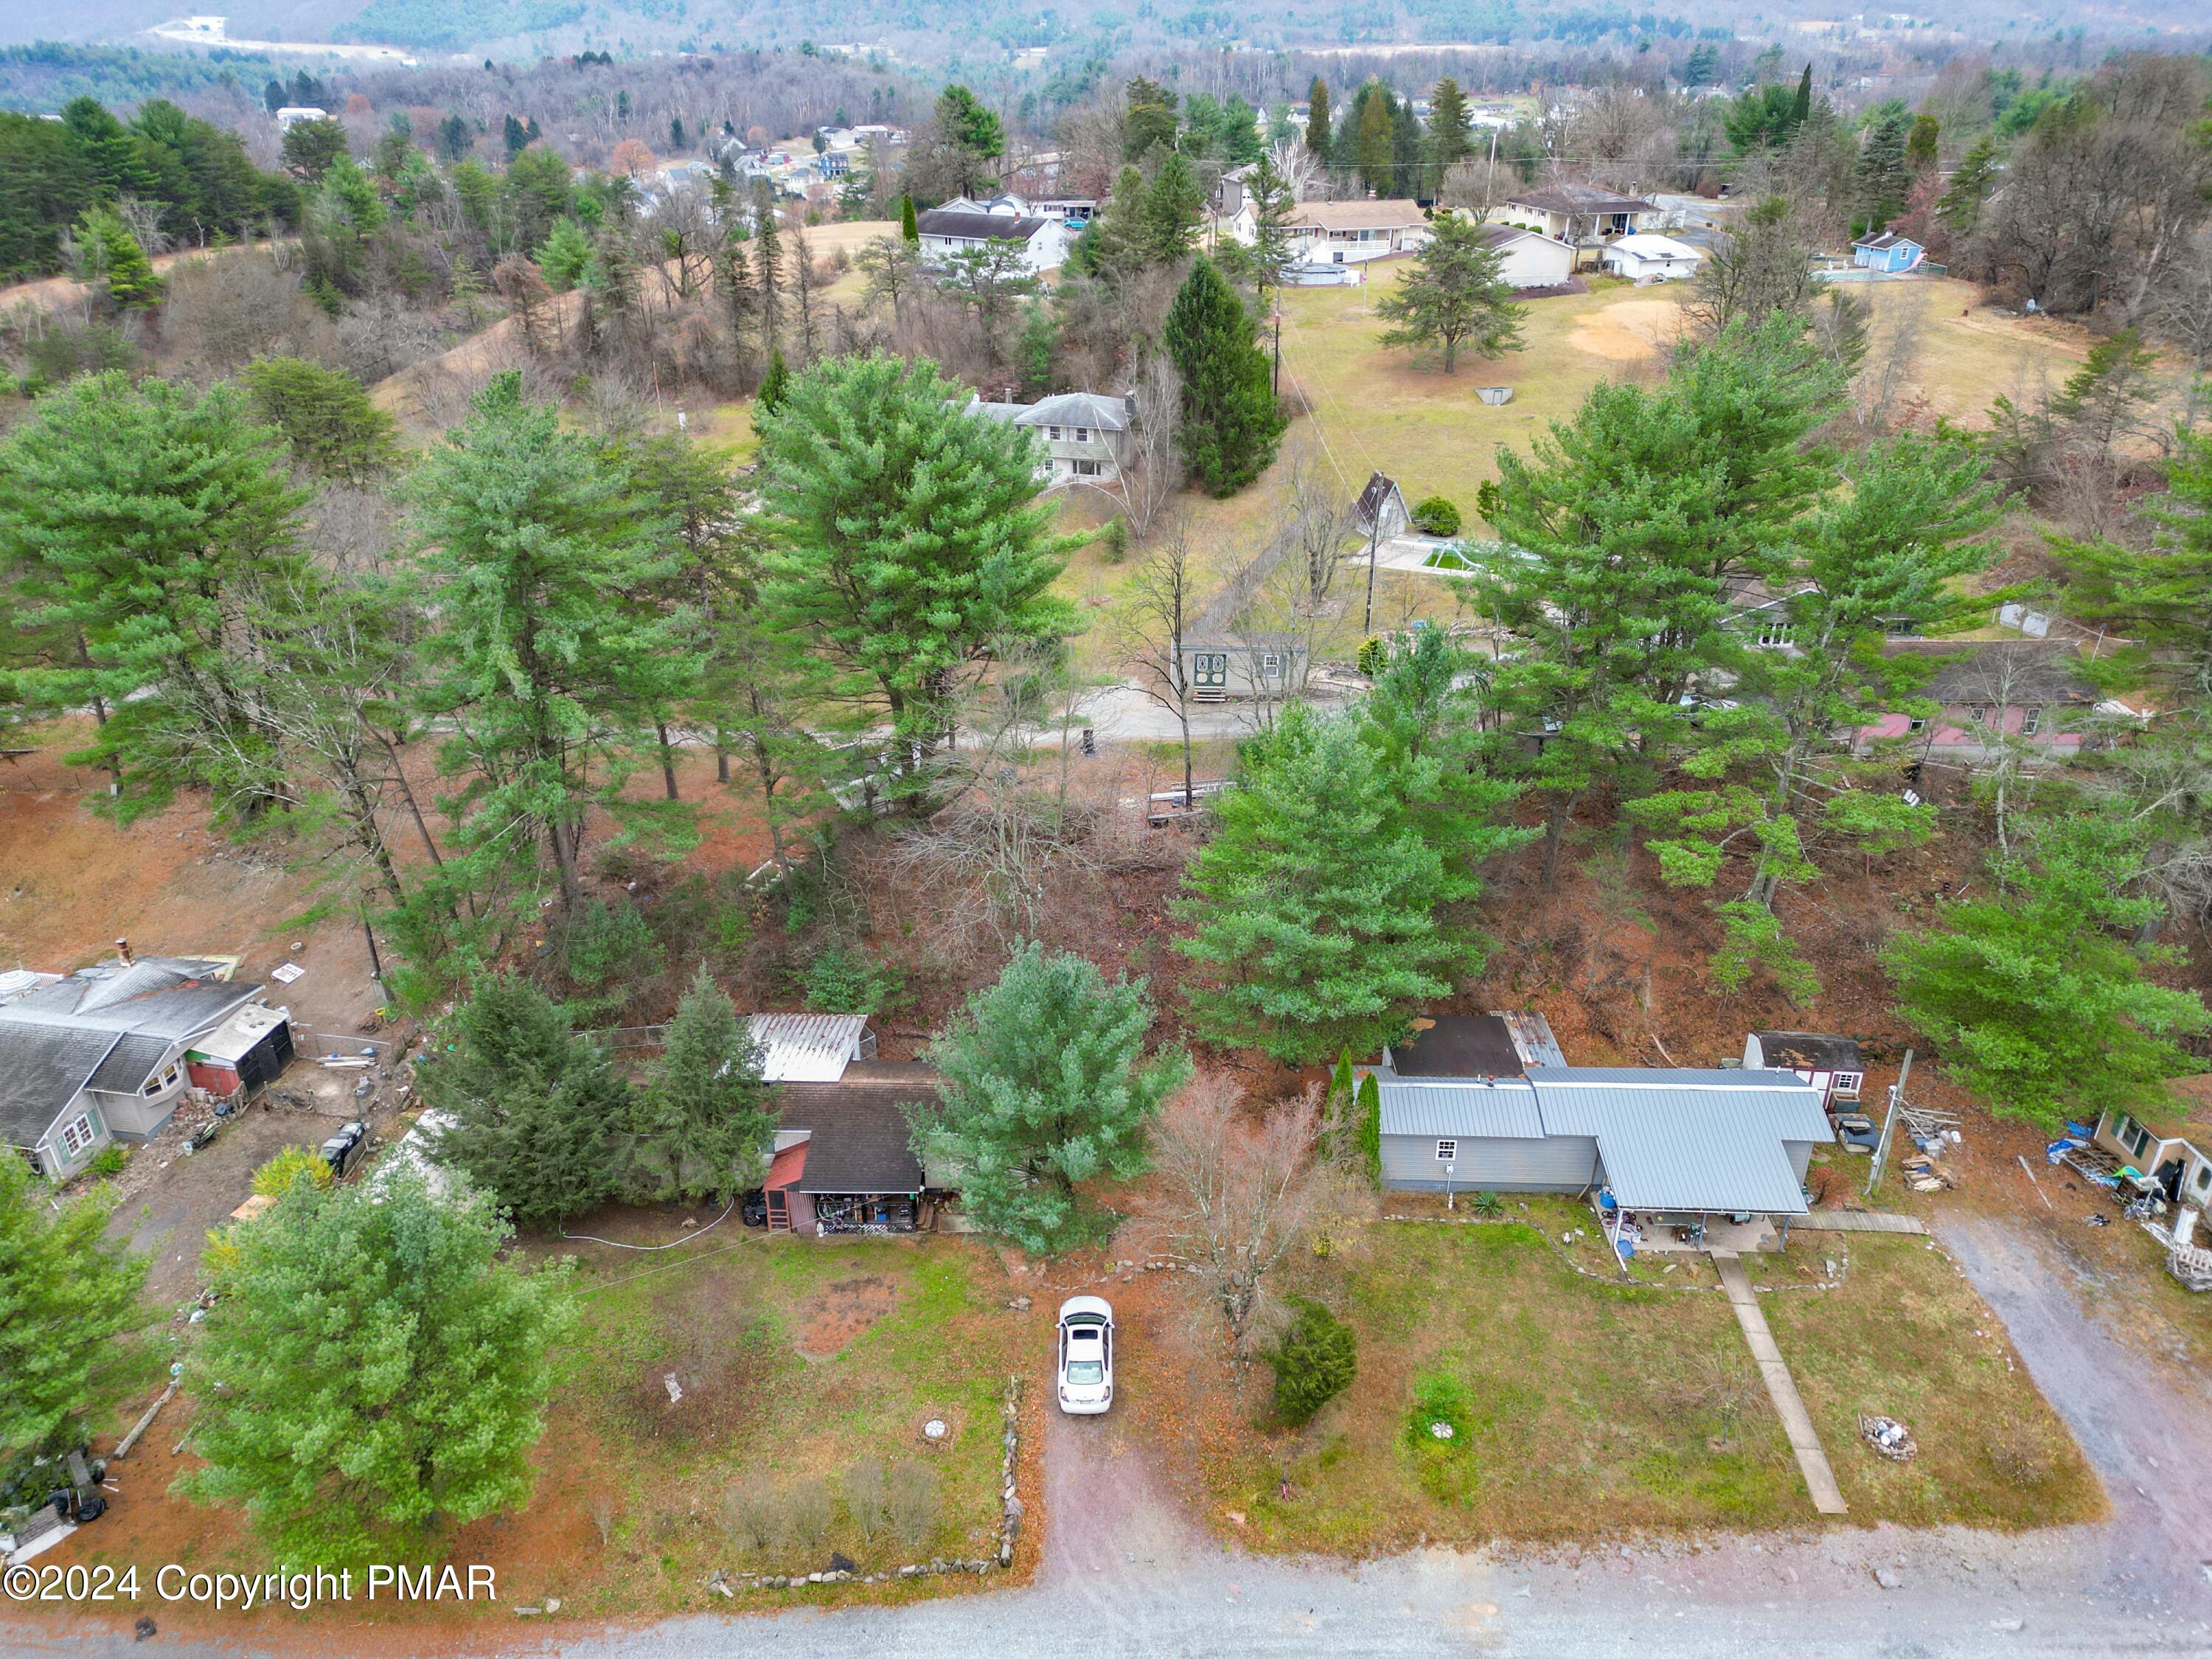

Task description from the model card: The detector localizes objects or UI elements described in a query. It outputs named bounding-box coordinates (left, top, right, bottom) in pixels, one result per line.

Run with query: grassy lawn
left=1176, top=1210, right=2100, bottom=1554
left=512, top=1233, right=1024, bottom=1613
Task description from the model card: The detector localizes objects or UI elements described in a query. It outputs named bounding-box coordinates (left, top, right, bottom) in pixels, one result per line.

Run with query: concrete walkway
left=1790, top=1211, right=1928, bottom=1234
left=1711, top=1250, right=1850, bottom=1517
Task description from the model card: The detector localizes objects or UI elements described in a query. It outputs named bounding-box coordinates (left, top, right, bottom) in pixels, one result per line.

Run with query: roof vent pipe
left=116, top=936, right=134, bottom=965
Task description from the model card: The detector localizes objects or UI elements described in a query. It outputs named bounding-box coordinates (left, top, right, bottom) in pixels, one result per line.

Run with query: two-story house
left=965, top=392, right=1137, bottom=489
left=916, top=204, right=1071, bottom=273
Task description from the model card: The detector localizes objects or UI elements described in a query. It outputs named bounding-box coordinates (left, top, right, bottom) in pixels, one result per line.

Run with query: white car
left=1055, top=1295, right=1114, bottom=1415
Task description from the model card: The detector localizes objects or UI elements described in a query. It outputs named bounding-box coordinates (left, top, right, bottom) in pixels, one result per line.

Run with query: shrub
left=1355, top=636, right=1386, bottom=678
left=86, top=1145, right=129, bottom=1179
left=842, top=1458, right=888, bottom=1540
left=781, top=1478, right=835, bottom=1548
left=721, top=1486, right=779, bottom=1553
left=563, top=897, right=667, bottom=1011
left=1410, top=494, right=1461, bottom=536
left=1099, top=515, right=1128, bottom=563
left=1268, top=1299, right=1358, bottom=1426
left=886, top=1461, right=938, bottom=1548
left=799, top=942, right=902, bottom=1016
left=250, top=1147, right=332, bottom=1198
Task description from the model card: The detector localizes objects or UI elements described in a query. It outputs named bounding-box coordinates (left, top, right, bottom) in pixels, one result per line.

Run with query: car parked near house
left=1056, top=1295, right=1114, bottom=1416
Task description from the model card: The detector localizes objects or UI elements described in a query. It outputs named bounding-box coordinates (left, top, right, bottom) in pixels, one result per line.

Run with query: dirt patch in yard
left=1566, top=297, right=1684, bottom=362
left=796, top=1274, right=900, bottom=1359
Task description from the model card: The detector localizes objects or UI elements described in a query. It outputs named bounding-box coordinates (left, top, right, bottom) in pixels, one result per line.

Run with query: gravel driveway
left=26, top=1222, right=2212, bottom=1659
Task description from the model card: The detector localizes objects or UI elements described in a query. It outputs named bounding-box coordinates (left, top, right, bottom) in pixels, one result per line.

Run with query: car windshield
left=1065, top=1360, right=1105, bottom=1385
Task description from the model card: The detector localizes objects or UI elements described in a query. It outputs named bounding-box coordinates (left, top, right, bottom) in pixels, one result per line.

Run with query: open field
left=1133, top=1206, right=2101, bottom=1555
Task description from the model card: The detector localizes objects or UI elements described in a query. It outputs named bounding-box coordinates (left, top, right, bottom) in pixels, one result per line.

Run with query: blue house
left=1851, top=231, right=1924, bottom=274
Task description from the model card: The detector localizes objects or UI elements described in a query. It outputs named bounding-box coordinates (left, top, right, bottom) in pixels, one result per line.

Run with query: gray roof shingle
left=775, top=1062, right=936, bottom=1194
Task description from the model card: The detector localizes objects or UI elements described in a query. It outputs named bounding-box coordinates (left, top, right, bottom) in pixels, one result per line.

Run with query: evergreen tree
left=1905, top=114, right=1939, bottom=174
left=538, top=215, right=593, bottom=290
left=0, top=1152, right=147, bottom=1461
left=1164, top=257, right=1285, bottom=495
left=1306, top=77, right=1332, bottom=156
left=756, top=352, right=1079, bottom=787
left=422, top=974, right=629, bottom=1229
left=403, top=373, right=692, bottom=912
left=181, top=1172, right=574, bottom=1562
left=2060, top=421, right=2212, bottom=698
left=627, top=965, right=773, bottom=1204
left=1354, top=83, right=1394, bottom=197
left=1937, top=135, right=1999, bottom=238
left=1220, top=94, right=1265, bottom=166
left=0, top=372, right=307, bottom=815
left=1247, top=150, right=1298, bottom=291
left=911, top=943, right=1190, bottom=1253
left=1427, top=76, right=1472, bottom=185
left=60, top=97, right=153, bottom=198
left=1390, top=97, right=1425, bottom=198
left=237, top=356, right=399, bottom=482
left=1792, top=63, right=1813, bottom=125
left=1885, top=810, right=2209, bottom=1127
left=1174, top=702, right=1487, bottom=1063
left=1144, top=149, right=1204, bottom=262
left=756, top=344, right=790, bottom=411
left=1124, top=76, right=1180, bottom=159
left=1269, top=1300, right=1358, bottom=1426
left=1374, top=213, right=1526, bottom=373
left=1627, top=435, right=1999, bottom=998
left=73, top=204, right=161, bottom=310
left=1853, top=110, right=1912, bottom=232
left=900, top=192, right=919, bottom=242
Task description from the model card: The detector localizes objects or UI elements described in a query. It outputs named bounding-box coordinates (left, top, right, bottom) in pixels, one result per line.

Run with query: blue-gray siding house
left=1851, top=232, right=1924, bottom=274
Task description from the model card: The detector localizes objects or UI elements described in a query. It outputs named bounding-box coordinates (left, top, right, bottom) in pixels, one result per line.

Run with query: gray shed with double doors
left=1178, top=633, right=1307, bottom=703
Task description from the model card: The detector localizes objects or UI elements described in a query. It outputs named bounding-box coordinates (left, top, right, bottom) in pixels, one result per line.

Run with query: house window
left=1832, top=1072, right=1863, bottom=1095
left=60, top=1114, right=97, bottom=1156
left=1259, top=651, right=1284, bottom=676
left=2194, top=1163, right=2211, bottom=1194
left=1436, top=1139, right=1458, bottom=1162
left=2126, top=1122, right=2152, bottom=1158
left=1074, top=426, right=1092, bottom=442
left=2023, top=706, right=2042, bottom=736
left=1046, top=425, right=1062, bottom=440
left=1907, top=717, right=1927, bottom=733
left=1071, top=459, right=1102, bottom=476
left=1756, top=623, right=1795, bottom=648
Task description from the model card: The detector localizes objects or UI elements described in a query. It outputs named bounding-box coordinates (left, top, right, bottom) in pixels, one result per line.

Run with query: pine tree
left=1853, top=110, right=1911, bottom=232
left=1905, top=114, right=1939, bottom=174
left=900, top=192, right=919, bottom=242
left=1427, top=77, right=1472, bottom=183
left=756, top=352, right=1080, bottom=787
left=2059, top=421, right=2212, bottom=695
left=0, top=1152, right=147, bottom=1461
left=538, top=215, right=593, bottom=290
left=422, top=974, right=629, bottom=1230
left=1885, top=810, right=2210, bottom=1127
left=403, top=373, right=692, bottom=911
left=237, top=356, right=399, bottom=481
left=911, top=942, right=1190, bottom=1253
left=1937, top=135, right=1998, bottom=237
left=1374, top=213, right=1526, bottom=373
left=1247, top=150, right=1298, bottom=291
left=1792, top=63, right=1813, bottom=125
left=1144, top=149, right=1204, bottom=262
left=1306, top=77, right=1332, bottom=156
left=1354, top=84, right=1394, bottom=197
left=0, top=372, right=307, bottom=815
left=74, top=205, right=161, bottom=309
left=1164, top=257, right=1285, bottom=495
left=180, top=1172, right=574, bottom=1562
left=1173, top=703, right=1482, bottom=1063
left=627, top=965, right=774, bottom=1204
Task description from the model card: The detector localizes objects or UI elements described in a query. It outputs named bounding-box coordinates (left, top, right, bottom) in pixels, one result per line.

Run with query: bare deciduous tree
left=1146, top=1075, right=1340, bottom=1363
left=1112, top=510, right=1205, bottom=807
left=1111, top=351, right=1183, bottom=538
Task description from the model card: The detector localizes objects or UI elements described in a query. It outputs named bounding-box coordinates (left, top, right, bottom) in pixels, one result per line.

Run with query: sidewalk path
left=1713, top=1250, right=1851, bottom=1516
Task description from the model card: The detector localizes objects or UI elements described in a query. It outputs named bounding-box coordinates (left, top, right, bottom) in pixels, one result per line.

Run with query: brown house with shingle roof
left=763, top=1061, right=954, bottom=1237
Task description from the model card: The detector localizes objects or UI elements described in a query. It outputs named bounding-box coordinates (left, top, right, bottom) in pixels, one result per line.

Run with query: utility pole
left=1361, top=474, right=1391, bottom=634
left=1867, top=1047, right=1913, bottom=1198
left=1271, top=300, right=1283, bottom=397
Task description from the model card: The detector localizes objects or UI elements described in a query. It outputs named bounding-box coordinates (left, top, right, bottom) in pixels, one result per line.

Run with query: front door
left=1192, top=652, right=1228, bottom=692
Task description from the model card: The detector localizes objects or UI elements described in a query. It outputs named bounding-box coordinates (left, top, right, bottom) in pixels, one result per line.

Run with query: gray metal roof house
left=1372, top=1015, right=1832, bottom=1224
left=0, top=950, right=285, bottom=1180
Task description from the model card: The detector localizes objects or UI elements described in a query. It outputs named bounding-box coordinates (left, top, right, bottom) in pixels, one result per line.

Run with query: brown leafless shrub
left=720, top=1486, right=779, bottom=1554
left=589, top=1493, right=619, bottom=1548
left=779, top=1478, right=835, bottom=1549
left=841, top=1460, right=888, bottom=1540
left=886, top=1461, right=939, bottom=1549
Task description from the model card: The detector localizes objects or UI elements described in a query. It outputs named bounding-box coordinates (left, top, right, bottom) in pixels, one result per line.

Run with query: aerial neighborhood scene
left=3, top=0, right=2212, bottom=1649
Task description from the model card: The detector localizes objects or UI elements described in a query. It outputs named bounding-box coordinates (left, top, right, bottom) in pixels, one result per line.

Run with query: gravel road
left=16, top=1219, right=2211, bottom=1659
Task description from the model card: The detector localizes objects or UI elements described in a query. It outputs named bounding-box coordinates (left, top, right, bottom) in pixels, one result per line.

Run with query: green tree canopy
left=627, top=965, right=775, bottom=1204
left=912, top=943, right=1189, bottom=1253
left=181, top=1173, right=574, bottom=1562
left=1164, top=257, right=1285, bottom=495
left=1174, top=700, right=1510, bottom=1062
left=1885, top=810, right=2211, bottom=1127
left=0, top=1152, right=147, bottom=1461
left=1374, top=213, right=1526, bottom=374
left=237, top=357, right=400, bottom=481
left=421, top=973, right=629, bottom=1230
left=756, top=352, right=1078, bottom=785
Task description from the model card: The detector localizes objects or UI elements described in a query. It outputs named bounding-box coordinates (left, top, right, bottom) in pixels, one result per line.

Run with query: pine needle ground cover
left=1183, top=1216, right=2098, bottom=1553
